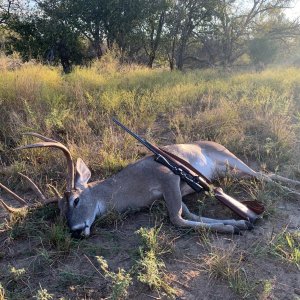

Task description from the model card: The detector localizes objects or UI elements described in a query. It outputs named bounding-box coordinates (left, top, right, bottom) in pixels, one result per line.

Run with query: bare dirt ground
left=0, top=189, right=300, bottom=300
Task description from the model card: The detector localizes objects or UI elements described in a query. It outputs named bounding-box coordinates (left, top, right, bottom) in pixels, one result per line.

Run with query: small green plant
left=34, top=285, right=53, bottom=300
left=0, top=283, right=5, bottom=300
left=136, top=225, right=172, bottom=256
left=9, top=267, right=26, bottom=281
left=58, top=270, right=91, bottom=288
left=137, top=249, right=176, bottom=296
left=269, top=229, right=300, bottom=268
left=135, top=226, right=176, bottom=298
left=96, top=256, right=132, bottom=300
left=259, top=279, right=275, bottom=300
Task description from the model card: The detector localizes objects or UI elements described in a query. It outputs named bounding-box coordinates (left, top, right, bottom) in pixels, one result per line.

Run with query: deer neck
left=88, top=175, right=130, bottom=213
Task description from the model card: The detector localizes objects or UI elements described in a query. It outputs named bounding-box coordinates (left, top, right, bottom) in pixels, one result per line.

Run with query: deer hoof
left=233, top=226, right=241, bottom=235
left=245, top=221, right=254, bottom=230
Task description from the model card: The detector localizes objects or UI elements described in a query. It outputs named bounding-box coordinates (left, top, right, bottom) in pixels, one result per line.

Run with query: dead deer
left=1, top=132, right=300, bottom=237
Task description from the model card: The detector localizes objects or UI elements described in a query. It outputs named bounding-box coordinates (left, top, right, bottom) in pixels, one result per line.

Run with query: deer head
left=0, top=133, right=98, bottom=238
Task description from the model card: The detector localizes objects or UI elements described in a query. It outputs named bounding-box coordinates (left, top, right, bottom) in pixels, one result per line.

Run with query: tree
left=249, top=37, right=278, bottom=66
left=206, top=0, right=295, bottom=67
left=0, top=0, right=20, bottom=25
left=163, top=0, right=215, bottom=70
left=138, top=0, right=170, bottom=68
left=7, top=2, right=84, bottom=73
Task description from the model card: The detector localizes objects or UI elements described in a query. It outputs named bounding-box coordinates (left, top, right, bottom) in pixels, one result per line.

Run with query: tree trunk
left=57, top=40, right=72, bottom=74
left=176, top=33, right=189, bottom=70
left=147, top=11, right=165, bottom=68
left=93, top=22, right=102, bottom=59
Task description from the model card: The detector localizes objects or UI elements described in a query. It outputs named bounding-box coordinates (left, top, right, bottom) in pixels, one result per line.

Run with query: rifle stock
left=213, top=188, right=259, bottom=223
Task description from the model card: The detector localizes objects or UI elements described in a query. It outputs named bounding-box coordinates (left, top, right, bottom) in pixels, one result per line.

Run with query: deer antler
left=0, top=173, right=58, bottom=214
left=18, top=173, right=46, bottom=202
left=0, top=182, right=27, bottom=205
left=16, top=133, right=75, bottom=192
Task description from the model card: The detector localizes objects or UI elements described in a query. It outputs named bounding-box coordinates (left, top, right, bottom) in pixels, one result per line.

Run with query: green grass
left=269, top=228, right=300, bottom=269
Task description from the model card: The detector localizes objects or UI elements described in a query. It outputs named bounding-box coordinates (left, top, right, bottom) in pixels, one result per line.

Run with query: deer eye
left=74, top=197, right=80, bottom=207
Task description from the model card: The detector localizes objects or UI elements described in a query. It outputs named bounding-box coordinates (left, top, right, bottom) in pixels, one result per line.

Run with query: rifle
left=112, top=118, right=263, bottom=223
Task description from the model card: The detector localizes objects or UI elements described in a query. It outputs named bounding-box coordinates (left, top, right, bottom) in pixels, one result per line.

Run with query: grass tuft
left=49, top=221, right=73, bottom=253
left=269, top=228, right=300, bottom=269
left=203, top=242, right=255, bottom=298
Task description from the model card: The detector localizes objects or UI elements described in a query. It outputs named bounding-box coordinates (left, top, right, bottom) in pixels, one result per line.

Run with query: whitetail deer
left=1, top=132, right=300, bottom=237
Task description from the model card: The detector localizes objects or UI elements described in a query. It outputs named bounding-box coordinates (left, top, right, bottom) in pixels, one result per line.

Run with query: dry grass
left=202, top=241, right=255, bottom=299
left=1, top=55, right=300, bottom=185
left=1, top=54, right=300, bottom=299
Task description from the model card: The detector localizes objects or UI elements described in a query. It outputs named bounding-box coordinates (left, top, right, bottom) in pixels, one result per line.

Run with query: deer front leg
left=181, top=202, right=253, bottom=230
left=162, top=179, right=240, bottom=234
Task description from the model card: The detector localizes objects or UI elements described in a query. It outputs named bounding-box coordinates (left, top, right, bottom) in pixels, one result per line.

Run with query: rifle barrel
left=112, top=118, right=159, bottom=155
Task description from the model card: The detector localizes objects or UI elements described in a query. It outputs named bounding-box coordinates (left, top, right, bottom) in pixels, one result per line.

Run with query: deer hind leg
left=182, top=202, right=253, bottom=230
left=266, top=173, right=300, bottom=186
left=221, top=155, right=300, bottom=197
left=162, top=179, right=241, bottom=234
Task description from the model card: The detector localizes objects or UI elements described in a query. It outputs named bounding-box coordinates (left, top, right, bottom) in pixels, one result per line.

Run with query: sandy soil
left=0, top=192, right=299, bottom=300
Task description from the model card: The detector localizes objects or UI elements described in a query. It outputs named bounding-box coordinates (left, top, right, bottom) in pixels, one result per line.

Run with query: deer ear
left=75, top=158, right=91, bottom=189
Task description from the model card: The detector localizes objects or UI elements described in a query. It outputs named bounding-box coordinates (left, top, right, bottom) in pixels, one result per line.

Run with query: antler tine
left=23, top=132, right=60, bottom=143
left=15, top=141, right=75, bottom=192
left=0, top=198, right=25, bottom=214
left=18, top=173, right=47, bottom=202
left=0, top=182, right=27, bottom=205
left=47, top=184, right=62, bottom=198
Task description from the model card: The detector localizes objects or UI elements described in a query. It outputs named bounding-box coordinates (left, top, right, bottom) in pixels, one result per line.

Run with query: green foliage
left=34, top=285, right=53, bottom=300
left=269, top=229, right=300, bottom=268
left=96, top=256, right=132, bottom=300
left=135, top=226, right=176, bottom=297
left=58, top=270, right=91, bottom=288
left=260, top=279, right=275, bottom=299
left=249, top=38, right=278, bottom=65
left=49, top=221, right=73, bottom=253
left=2, top=0, right=296, bottom=69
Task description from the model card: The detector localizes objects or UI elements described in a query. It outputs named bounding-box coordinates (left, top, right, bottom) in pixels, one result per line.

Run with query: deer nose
left=70, top=222, right=89, bottom=238
left=71, top=229, right=84, bottom=239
